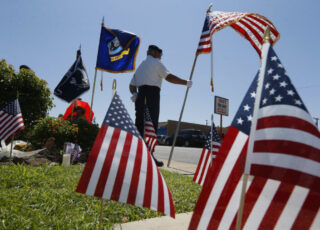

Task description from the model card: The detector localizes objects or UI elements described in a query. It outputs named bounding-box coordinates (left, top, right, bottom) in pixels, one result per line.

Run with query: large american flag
left=245, top=43, right=320, bottom=193
left=144, top=106, right=158, bottom=154
left=197, top=11, right=280, bottom=56
left=76, top=92, right=175, bottom=217
left=0, top=99, right=24, bottom=142
left=193, top=121, right=221, bottom=186
left=189, top=72, right=320, bottom=229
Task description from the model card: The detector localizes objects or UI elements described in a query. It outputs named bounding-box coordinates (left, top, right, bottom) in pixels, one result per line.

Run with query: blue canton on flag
left=259, top=49, right=307, bottom=111
left=96, top=26, right=140, bottom=73
left=232, top=74, right=258, bottom=135
left=204, top=121, right=221, bottom=150
left=246, top=44, right=320, bottom=193
left=103, top=93, right=142, bottom=139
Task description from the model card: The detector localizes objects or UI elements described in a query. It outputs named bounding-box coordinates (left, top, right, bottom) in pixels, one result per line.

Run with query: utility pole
left=314, top=117, right=319, bottom=129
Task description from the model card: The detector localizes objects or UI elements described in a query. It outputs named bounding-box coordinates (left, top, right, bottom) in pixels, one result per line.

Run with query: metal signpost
left=214, top=96, right=229, bottom=137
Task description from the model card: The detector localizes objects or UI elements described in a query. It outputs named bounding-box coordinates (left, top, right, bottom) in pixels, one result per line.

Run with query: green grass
left=0, top=164, right=201, bottom=229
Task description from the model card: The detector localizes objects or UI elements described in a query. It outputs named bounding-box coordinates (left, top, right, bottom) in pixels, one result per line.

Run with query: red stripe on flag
left=231, top=23, right=261, bottom=56
left=254, top=140, right=320, bottom=162
left=198, top=150, right=211, bottom=184
left=247, top=14, right=279, bottom=39
left=110, top=134, right=133, bottom=201
left=76, top=125, right=109, bottom=193
left=291, top=190, right=320, bottom=229
left=188, top=127, right=240, bottom=229
left=230, top=177, right=268, bottom=229
left=127, top=140, right=143, bottom=205
left=258, top=181, right=294, bottom=229
left=143, top=152, right=154, bottom=208
left=157, top=168, right=165, bottom=214
left=256, top=116, right=320, bottom=138
left=250, top=165, right=320, bottom=193
left=94, top=128, right=121, bottom=197
left=207, top=141, right=248, bottom=229
left=193, top=148, right=206, bottom=182
left=0, top=117, right=23, bottom=138
left=238, top=19, right=263, bottom=44
left=168, top=185, right=175, bottom=218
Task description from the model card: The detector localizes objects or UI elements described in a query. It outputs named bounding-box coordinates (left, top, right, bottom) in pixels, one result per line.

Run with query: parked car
left=165, top=129, right=206, bottom=147
left=157, top=135, right=167, bottom=145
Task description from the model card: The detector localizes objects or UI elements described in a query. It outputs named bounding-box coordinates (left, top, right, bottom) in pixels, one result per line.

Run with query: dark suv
left=165, top=129, right=206, bottom=147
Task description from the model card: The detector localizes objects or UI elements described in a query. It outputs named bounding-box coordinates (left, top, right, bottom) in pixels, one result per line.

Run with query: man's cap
left=19, top=65, right=31, bottom=70
left=148, top=45, right=162, bottom=54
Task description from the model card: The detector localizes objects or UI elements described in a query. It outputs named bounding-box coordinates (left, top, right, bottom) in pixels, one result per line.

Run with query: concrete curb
left=113, top=212, right=193, bottom=230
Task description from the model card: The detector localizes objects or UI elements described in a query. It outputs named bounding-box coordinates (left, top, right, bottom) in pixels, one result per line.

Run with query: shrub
left=30, top=117, right=99, bottom=152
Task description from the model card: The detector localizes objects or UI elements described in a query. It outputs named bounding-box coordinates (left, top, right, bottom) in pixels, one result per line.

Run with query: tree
left=0, top=59, right=54, bottom=130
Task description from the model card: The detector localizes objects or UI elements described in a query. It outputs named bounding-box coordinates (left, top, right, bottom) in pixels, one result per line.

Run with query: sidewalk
left=113, top=158, right=197, bottom=230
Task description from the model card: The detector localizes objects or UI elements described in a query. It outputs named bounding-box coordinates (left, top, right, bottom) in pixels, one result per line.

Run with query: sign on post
left=214, top=96, right=229, bottom=116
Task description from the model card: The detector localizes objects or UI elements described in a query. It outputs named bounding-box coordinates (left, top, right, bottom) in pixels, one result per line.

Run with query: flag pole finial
left=207, top=3, right=213, bottom=13
left=263, top=26, right=271, bottom=43
left=112, top=79, right=116, bottom=90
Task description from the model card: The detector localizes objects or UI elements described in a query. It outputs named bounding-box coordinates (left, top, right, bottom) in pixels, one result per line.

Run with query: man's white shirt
left=130, top=55, right=170, bottom=88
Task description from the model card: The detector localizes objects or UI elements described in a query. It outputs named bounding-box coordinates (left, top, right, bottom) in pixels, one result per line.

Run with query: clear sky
left=1, top=0, right=319, bottom=128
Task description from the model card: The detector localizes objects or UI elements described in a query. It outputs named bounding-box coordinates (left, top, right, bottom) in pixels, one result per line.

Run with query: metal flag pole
left=90, top=17, right=104, bottom=122
left=167, top=4, right=212, bottom=167
left=167, top=55, right=198, bottom=167
left=235, top=26, right=271, bottom=230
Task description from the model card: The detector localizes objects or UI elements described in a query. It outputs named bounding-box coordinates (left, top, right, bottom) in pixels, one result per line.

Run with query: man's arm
left=165, top=74, right=188, bottom=85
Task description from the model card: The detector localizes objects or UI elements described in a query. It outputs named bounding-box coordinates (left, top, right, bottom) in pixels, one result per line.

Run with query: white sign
left=214, top=96, right=229, bottom=116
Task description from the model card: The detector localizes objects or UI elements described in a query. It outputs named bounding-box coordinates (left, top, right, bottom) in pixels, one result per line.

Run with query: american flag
left=0, top=99, right=24, bottom=142
left=189, top=72, right=320, bottom=229
left=193, top=121, right=221, bottom=186
left=144, top=106, right=158, bottom=154
left=76, top=92, right=175, bottom=217
left=197, top=11, right=280, bottom=56
left=245, top=43, right=320, bottom=193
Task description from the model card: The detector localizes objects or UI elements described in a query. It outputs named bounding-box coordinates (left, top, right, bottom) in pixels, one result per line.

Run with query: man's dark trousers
left=135, top=85, right=160, bottom=138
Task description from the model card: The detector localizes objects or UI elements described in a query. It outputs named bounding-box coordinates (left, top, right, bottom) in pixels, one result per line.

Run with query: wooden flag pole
left=167, top=54, right=198, bottom=167
left=210, top=41, right=214, bottom=93
left=98, top=78, right=115, bottom=230
left=98, top=199, right=104, bottom=230
left=235, top=26, right=271, bottom=230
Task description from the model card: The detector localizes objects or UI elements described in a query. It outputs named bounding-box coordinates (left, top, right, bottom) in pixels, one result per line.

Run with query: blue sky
left=1, top=0, right=319, bottom=128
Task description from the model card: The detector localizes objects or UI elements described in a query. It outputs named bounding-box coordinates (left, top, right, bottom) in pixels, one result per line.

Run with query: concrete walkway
left=113, top=157, right=197, bottom=230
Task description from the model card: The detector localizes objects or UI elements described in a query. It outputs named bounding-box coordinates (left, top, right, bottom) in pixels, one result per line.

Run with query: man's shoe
left=152, top=154, right=164, bottom=167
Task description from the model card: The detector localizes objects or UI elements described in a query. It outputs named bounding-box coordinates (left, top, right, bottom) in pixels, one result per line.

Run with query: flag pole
left=210, top=40, right=214, bottom=93
left=167, top=54, right=198, bottom=167
left=98, top=199, right=104, bottom=230
left=235, top=26, right=271, bottom=230
left=167, top=4, right=212, bottom=167
left=98, top=77, right=115, bottom=230
left=210, top=114, right=213, bottom=163
left=90, top=17, right=104, bottom=122
left=89, top=69, right=98, bottom=122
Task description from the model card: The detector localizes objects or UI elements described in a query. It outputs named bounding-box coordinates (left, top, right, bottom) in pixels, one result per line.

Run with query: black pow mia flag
left=54, top=50, right=90, bottom=103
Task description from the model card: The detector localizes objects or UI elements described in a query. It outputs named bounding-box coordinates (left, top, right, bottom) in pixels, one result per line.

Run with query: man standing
left=129, top=45, right=192, bottom=166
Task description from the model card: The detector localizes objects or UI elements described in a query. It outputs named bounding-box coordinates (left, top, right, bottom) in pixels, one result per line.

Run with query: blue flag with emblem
left=96, top=25, right=140, bottom=73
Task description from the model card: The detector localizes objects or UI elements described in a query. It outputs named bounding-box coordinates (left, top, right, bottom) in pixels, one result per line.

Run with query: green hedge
left=30, top=117, right=99, bottom=152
